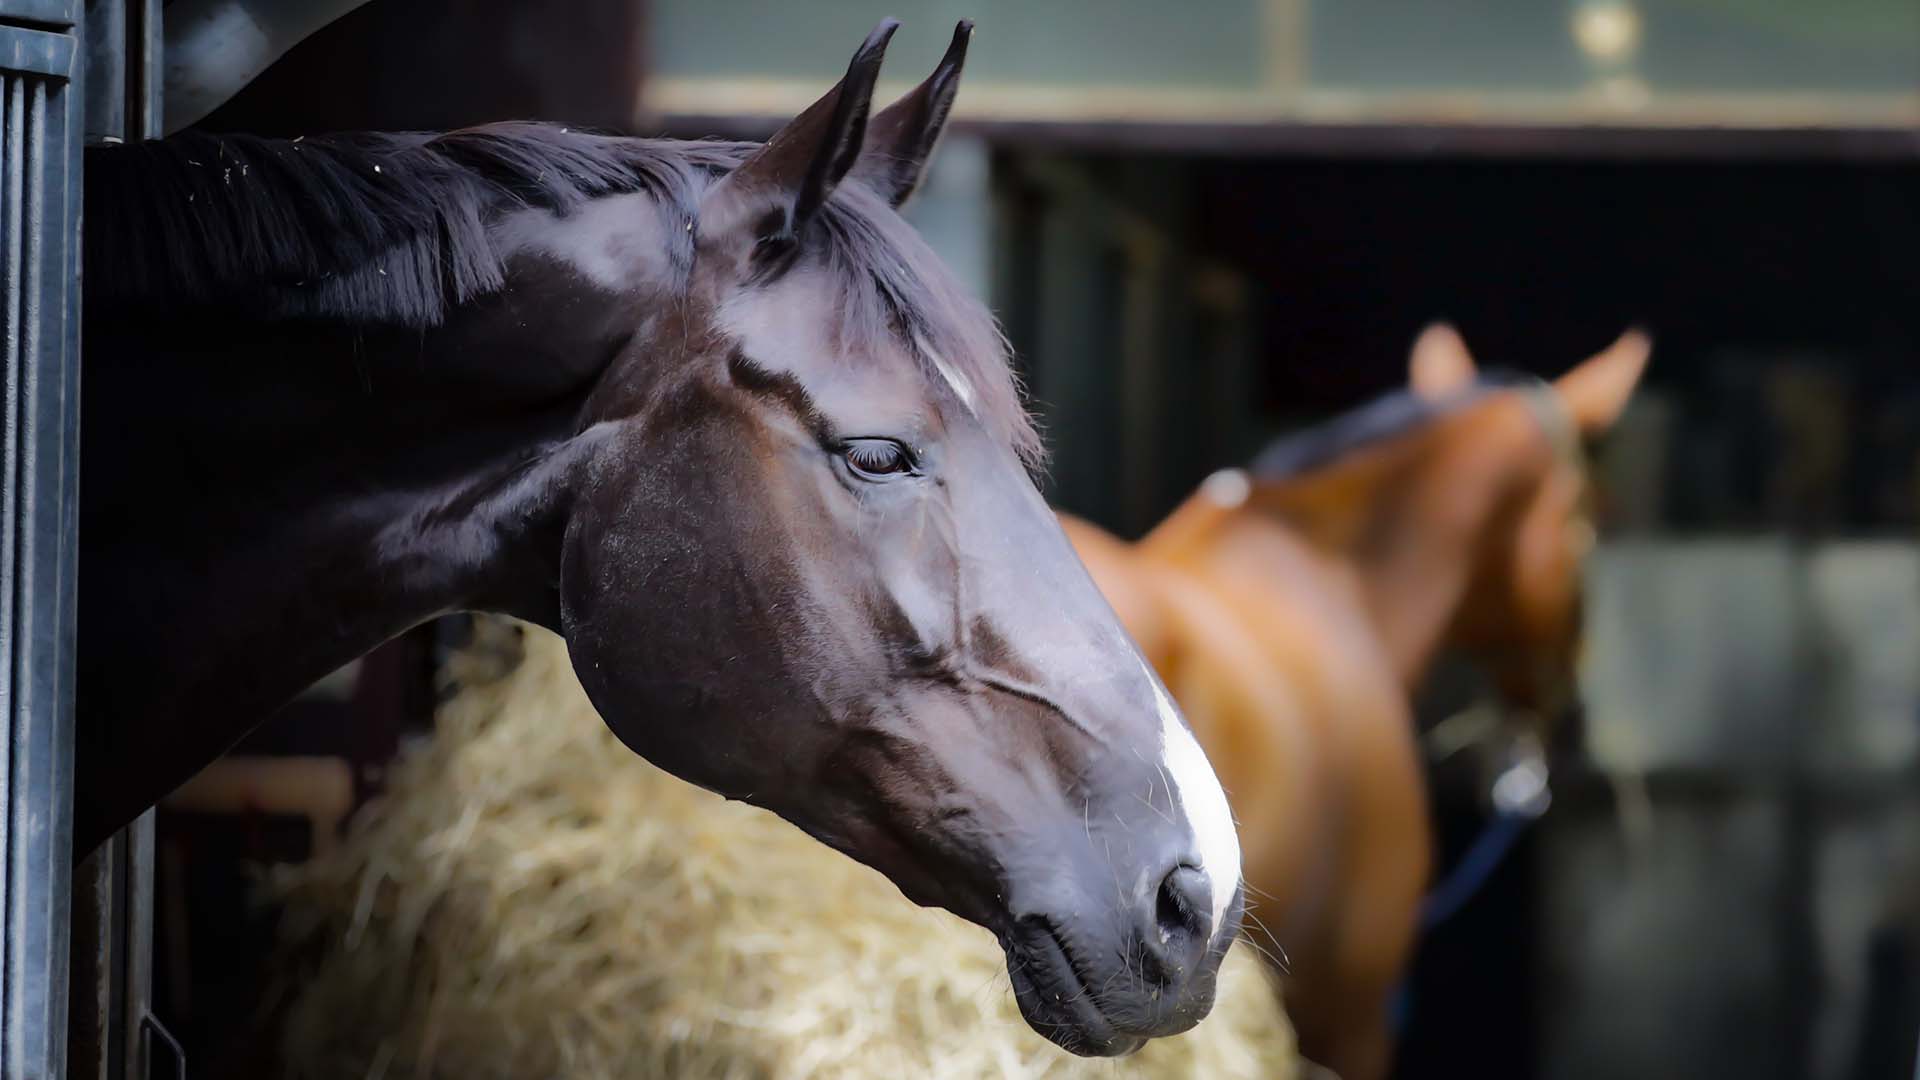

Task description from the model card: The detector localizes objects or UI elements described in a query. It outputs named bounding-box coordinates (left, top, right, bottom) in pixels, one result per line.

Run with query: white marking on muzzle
left=1144, top=659, right=1242, bottom=939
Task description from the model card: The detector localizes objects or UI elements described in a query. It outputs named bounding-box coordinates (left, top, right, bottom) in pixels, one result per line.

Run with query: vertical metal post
left=0, top=3, right=84, bottom=1077
left=112, top=3, right=158, bottom=1066
left=69, top=5, right=158, bottom=1078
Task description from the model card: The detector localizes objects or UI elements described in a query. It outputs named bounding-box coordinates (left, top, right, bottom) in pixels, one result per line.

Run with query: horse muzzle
left=1001, top=864, right=1245, bottom=1056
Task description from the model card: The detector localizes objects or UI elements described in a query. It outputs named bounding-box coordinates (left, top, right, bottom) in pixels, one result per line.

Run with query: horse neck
left=1249, top=400, right=1549, bottom=690
left=74, top=290, right=627, bottom=851
left=184, top=307, right=599, bottom=537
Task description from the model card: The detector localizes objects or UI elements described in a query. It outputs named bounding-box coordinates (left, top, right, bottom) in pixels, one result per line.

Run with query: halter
left=1419, top=375, right=1592, bottom=930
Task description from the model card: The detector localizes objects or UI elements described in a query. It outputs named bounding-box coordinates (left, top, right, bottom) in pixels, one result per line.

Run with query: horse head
left=556, top=22, right=1243, bottom=1054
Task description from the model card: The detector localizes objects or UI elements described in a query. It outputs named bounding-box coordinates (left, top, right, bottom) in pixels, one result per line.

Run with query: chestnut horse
left=78, top=21, right=1241, bottom=1055
left=1062, top=326, right=1651, bottom=1077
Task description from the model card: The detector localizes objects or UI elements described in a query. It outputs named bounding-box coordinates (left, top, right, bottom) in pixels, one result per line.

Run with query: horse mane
left=84, top=124, right=723, bottom=327
left=1249, top=371, right=1534, bottom=480
left=84, top=122, right=1040, bottom=463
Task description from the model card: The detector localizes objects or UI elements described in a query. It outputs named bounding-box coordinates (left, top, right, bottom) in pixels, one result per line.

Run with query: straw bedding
left=270, top=617, right=1298, bottom=1080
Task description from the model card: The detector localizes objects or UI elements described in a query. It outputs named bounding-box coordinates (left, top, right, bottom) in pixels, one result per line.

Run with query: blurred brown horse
left=1062, top=325, right=1651, bottom=1079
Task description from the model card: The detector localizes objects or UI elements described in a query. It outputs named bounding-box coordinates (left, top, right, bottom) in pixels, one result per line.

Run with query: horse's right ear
left=1408, top=323, right=1477, bottom=400
left=1556, top=327, right=1653, bottom=435
left=854, top=20, right=972, bottom=207
left=698, top=20, right=898, bottom=253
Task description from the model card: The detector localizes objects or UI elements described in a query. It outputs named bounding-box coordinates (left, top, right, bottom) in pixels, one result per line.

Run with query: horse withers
left=78, top=21, right=1240, bottom=1055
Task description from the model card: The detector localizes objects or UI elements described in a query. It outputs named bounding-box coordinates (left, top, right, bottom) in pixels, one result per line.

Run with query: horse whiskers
left=1006, top=948, right=1032, bottom=980
left=976, top=956, right=1018, bottom=1012
left=1236, top=874, right=1298, bottom=971
left=1135, top=790, right=1176, bottom=826
left=1235, top=933, right=1288, bottom=975
left=1238, top=908, right=1292, bottom=975
left=1131, top=744, right=1178, bottom=821
left=1104, top=837, right=1129, bottom=922
left=1238, top=877, right=1283, bottom=903
left=1121, top=942, right=1149, bottom=1000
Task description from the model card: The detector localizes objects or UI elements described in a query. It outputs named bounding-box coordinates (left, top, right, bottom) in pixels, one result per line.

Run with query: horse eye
left=841, top=438, right=917, bottom=480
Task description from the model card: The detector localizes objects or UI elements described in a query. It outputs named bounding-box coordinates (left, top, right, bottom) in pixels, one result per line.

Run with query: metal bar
left=128, top=0, right=154, bottom=139
left=121, top=813, right=152, bottom=1080
left=0, top=0, right=76, bottom=31
left=79, top=0, right=120, bottom=142
left=659, top=111, right=1920, bottom=164
left=66, top=8, right=160, bottom=1076
left=0, top=26, right=73, bottom=81
left=138, top=1013, right=182, bottom=1080
left=969, top=117, right=1920, bottom=163
left=5, top=74, right=77, bottom=1080
left=0, top=80, right=19, bottom=912
left=67, top=830, right=156, bottom=1080
left=122, top=8, right=159, bottom=1074
left=0, top=4, right=81, bottom=1071
left=98, top=5, right=160, bottom=1074
left=63, top=834, right=119, bottom=1080
left=4, top=74, right=63, bottom=1080
left=0, top=72, right=22, bottom=1076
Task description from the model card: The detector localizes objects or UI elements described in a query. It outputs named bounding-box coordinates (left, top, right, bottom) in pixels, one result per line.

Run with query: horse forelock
left=806, top=180, right=1043, bottom=470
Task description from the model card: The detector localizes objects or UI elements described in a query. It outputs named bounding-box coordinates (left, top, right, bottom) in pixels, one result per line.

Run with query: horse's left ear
left=1555, top=327, right=1653, bottom=435
left=854, top=20, right=972, bottom=207
left=1408, top=322, right=1477, bottom=400
left=699, top=19, right=898, bottom=250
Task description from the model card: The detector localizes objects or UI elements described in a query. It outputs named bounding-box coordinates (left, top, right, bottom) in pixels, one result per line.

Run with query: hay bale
left=270, top=619, right=1297, bottom=1080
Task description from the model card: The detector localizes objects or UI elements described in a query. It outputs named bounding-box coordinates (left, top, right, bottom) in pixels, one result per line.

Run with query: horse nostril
left=1156, top=864, right=1210, bottom=939
left=1147, top=863, right=1212, bottom=983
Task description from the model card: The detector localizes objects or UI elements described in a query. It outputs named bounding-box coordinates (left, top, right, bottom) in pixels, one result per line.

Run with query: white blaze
left=919, top=337, right=977, bottom=414
left=1145, top=659, right=1242, bottom=938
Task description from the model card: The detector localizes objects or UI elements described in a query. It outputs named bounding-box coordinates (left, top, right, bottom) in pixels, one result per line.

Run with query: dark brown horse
left=77, top=21, right=1240, bottom=1056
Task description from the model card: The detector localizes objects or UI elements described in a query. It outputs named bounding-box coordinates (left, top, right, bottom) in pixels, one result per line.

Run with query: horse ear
left=854, top=20, right=972, bottom=208
left=700, top=19, right=898, bottom=248
left=1555, top=327, right=1653, bottom=435
left=1408, top=323, right=1477, bottom=399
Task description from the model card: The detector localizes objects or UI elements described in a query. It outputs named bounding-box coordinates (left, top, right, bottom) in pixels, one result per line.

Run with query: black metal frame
left=1, top=2, right=156, bottom=1077
left=65, top=8, right=160, bottom=1080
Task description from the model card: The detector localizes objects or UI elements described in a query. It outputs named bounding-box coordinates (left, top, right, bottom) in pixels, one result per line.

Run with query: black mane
left=1249, top=372, right=1534, bottom=479
left=84, top=124, right=728, bottom=327
left=84, top=122, right=1040, bottom=461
